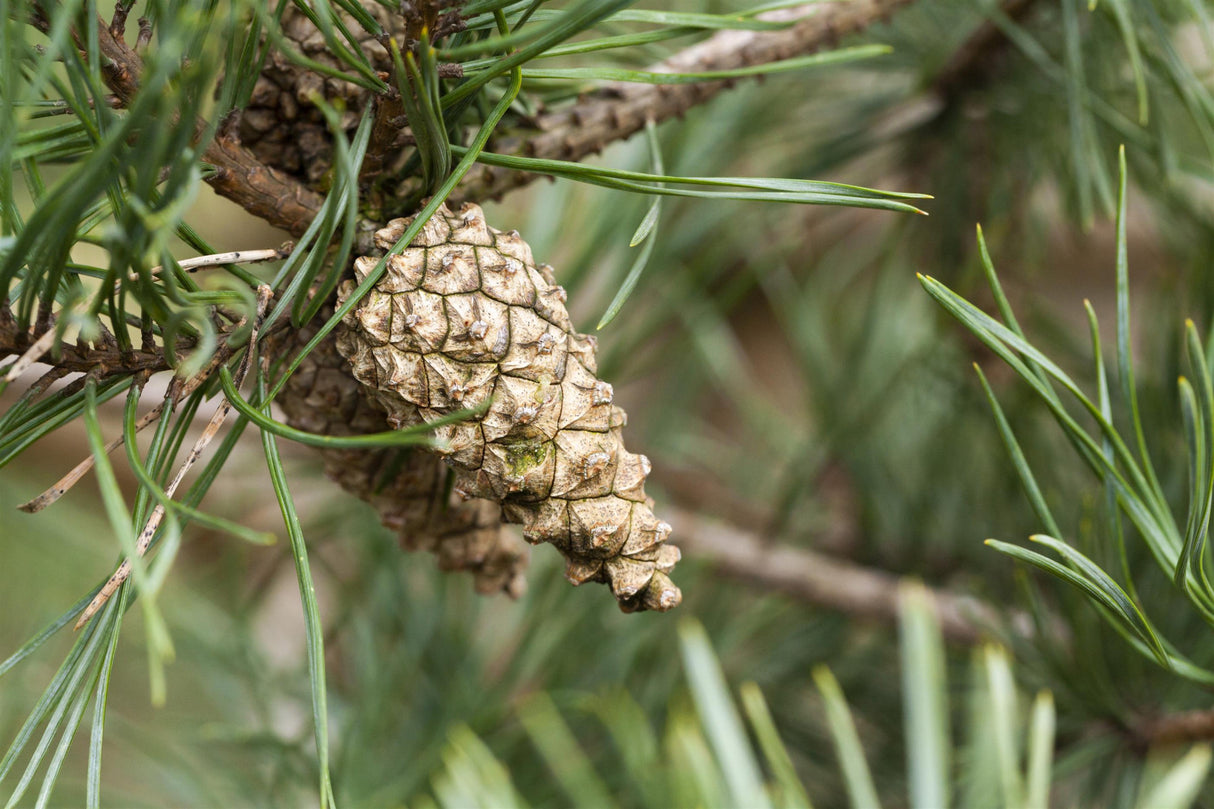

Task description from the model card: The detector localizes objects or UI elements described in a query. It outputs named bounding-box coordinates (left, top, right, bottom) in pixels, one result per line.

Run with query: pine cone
left=335, top=202, right=682, bottom=612
left=275, top=315, right=528, bottom=597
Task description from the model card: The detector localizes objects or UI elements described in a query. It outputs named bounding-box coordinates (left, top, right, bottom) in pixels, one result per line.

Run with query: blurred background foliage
left=6, top=0, right=1214, bottom=806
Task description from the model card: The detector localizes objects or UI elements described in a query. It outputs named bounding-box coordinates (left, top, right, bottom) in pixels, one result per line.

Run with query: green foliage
left=923, top=151, right=1214, bottom=684
left=3, top=0, right=1214, bottom=807
left=0, top=1, right=929, bottom=803
left=412, top=589, right=1210, bottom=809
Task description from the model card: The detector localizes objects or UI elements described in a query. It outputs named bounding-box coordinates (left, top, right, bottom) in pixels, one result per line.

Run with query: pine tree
left=3, top=1, right=1214, bottom=806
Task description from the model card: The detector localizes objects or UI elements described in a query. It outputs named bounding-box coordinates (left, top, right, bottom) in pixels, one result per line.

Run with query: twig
left=134, top=17, right=152, bottom=54
left=75, top=286, right=274, bottom=629
left=92, top=17, right=324, bottom=237
left=422, top=0, right=918, bottom=206
left=133, top=244, right=294, bottom=281
left=12, top=366, right=70, bottom=402
left=201, top=134, right=326, bottom=237
left=108, top=0, right=131, bottom=38
left=667, top=506, right=1037, bottom=645
left=17, top=339, right=239, bottom=513
left=362, top=90, right=409, bottom=183
left=1, top=323, right=173, bottom=381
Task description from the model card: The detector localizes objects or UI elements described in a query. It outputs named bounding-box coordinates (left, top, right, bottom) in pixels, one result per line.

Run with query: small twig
left=75, top=286, right=274, bottom=629
left=18, top=400, right=162, bottom=514
left=108, top=1, right=131, bottom=38
left=667, top=506, right=1042, bottom=645
left=16, top=366, right=70, bottom=401
left=362, top=90, right=409, bottom=183
left=134, top=17, right=152, bottom=53
left=132, top=244, right=294, bottom=282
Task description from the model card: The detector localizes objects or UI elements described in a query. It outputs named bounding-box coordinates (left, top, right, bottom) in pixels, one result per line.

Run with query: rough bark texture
left=334, top=203, right=681, bottom=611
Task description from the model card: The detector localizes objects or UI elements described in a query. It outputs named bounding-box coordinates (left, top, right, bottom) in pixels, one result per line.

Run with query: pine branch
left=397, top=0, right=918, bottom=205
left=1, top=326, right=177, bottom=380
left=1138, top=709, right=1214, bottom=749
left=666, top=506, right=1038, bottom=645
left=77, top=2, right=919, bottom=237
left=92, top=14, right=324, bottom=237
left=202, top=134, right=326, bottom=237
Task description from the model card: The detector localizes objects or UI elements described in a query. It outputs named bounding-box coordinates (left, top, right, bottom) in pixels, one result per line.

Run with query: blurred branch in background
left=669, top=505, right=1032, bottom=645
left=931, top=0, right=1040, bottom=102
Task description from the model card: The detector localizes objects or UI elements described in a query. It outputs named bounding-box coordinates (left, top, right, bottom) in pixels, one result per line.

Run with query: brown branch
left=1136, top=708, right=1214, bottom=749
left=1, top=296, right=291, bottom=394
left=362, top=91, right=409, bottom=183
left=201, top=135, right=325, bottom=237
left=430, top=0, right=917, bottom=206
left=1, top=329, right=176, bottom=380
left=669, top=508, right=1214, bottom=748
left=93, top=18, right=324, bottom=237
left=666, top=505, right=1038, bottom=645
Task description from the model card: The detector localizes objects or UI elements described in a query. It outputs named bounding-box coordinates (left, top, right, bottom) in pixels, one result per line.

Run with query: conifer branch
left=92, top=15, right=324, bottom=237
left=13, top=320, right=272, bottom=515
left=0, top=290, right=290, bottom=385
left=666, top=506, right=1038, bottom=645
left=202, top=134, right=325, bottom=237
left=72, top=3, right=920, bottom=237
left=432, top=0, right=917, bottom=205
left=1138, top=708, right=1214, bottom=749
left=0, top=327, right=177, bottom=380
